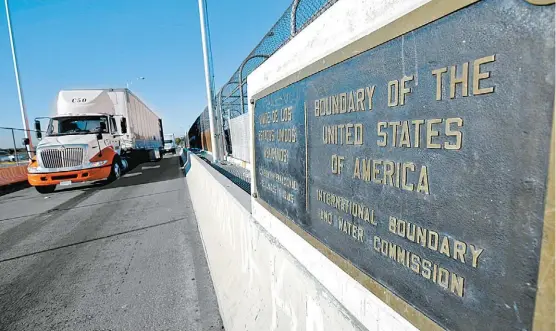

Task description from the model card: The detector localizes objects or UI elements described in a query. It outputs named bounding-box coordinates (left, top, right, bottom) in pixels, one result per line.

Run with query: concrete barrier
left=0, top=165, right=28, bottom=186
left=185, top=154, right=367, bottom=331
left=178, top=148, right=191, bottom=175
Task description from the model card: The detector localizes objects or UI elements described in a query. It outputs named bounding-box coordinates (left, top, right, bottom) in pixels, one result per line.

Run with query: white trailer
left=104, top=89, right=163, bottom=153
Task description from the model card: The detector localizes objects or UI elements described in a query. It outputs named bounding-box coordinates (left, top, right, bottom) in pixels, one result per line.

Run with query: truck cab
left=163, top=134, right=176, bottom=154
left=27, top=90, right=128, bottom=194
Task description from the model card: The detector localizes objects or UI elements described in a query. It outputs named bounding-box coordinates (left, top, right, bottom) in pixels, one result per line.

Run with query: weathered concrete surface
left=0, top=155, right=223, bottom=331
left=185, top=154, right=366, bottom=331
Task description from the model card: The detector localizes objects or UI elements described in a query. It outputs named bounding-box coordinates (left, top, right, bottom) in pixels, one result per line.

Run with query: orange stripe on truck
left=89, top=146, right=117, bottom=163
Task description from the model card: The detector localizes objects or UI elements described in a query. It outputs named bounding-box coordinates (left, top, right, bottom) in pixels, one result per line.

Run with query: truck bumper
left=28, top=165, right=112, bottom=186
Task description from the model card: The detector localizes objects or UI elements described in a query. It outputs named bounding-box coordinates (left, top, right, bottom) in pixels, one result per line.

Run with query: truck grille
left=40, top=147, right=84, bottom=168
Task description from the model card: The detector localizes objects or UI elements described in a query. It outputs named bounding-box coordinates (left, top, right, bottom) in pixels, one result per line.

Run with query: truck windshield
left=164, top=140, right=173, bottom=144
left=47, top=116, right=109, bottom=136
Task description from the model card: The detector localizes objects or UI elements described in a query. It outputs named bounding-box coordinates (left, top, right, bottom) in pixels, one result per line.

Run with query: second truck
left=163, top=133, right=177, bottom=155
left=27, top=88, right=164, bottom=194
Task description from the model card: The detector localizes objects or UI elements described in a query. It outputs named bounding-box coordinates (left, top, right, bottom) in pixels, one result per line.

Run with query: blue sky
left=0, top=0, right=290, bottom=139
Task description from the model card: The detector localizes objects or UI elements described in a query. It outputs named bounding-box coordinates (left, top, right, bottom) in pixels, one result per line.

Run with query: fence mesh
left=188, top=0, right=339, bottom=154
left=0, top=127, right=43, bottom=168
left=0, top=127, right=45, bottom=189
left=228, top=113, right=250, bottom=162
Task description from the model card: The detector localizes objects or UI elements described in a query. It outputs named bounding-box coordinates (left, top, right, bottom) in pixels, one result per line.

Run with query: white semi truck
left=163, top=133, right=177, bottom=154
left=26, top=88, right=164, bottom=194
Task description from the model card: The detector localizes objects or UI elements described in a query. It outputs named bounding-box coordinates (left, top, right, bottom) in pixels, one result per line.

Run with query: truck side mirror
left=34, top=120, right=42, bottom=140
left=96, top=131, right=103, bottom=140
left=99, top=121, right=107, bottom=132
left=121, top=118, right=127, bottom=134
left=21, top=138, right=30, bottom=146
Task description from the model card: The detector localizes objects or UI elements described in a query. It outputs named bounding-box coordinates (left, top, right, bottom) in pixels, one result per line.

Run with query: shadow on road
left=55, top=155, right=183, bottom=194
left=0, top=154, right=184, bottom=198
left=0, top=188, right=183, bottom=223
left=0, top=217, right=183, bottom=264
left=0, top=181, right=30, bottom=198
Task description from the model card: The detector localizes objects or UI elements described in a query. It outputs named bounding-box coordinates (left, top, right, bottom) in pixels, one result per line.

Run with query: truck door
left=109, top=116, right=121, bottom=154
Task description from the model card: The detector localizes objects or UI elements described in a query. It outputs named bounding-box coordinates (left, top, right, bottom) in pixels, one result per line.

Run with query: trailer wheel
left=108, top=156, right=122, bottom=182
left=35, top=185, right=56, bottom=194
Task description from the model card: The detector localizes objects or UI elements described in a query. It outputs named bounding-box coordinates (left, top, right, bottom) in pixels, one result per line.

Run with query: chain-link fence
left=191, top=149, right=252, bottom=194
left=228, top=113, right=250, bottom=162
left=0, top=126, right=45, bottom=188
left=187, top=0, right=339, bottom=156
left=0, top=127, right=43, bottom=168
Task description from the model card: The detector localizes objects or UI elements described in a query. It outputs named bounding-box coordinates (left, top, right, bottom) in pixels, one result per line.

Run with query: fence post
left=227, top=109, right=232, bottom=156
left=217, top=91, right=227, bottom=157
left=10, top=128, right=19, bottom=166
left=239, top=54, right=270, bottom=115
left=291, top=0, right=301, bottom=37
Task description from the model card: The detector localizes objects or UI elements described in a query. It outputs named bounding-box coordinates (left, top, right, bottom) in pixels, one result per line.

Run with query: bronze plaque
left=253, top=0, right=554, bottom=330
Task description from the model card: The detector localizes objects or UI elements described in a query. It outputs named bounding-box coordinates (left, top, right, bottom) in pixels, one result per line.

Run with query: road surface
left=0, top=154, right=223, bottom=331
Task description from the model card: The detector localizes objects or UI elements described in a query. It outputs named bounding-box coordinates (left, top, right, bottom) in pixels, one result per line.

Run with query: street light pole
left=4, top=0, right=32, bottom=153
left=197, top=0, right=219, bottom=161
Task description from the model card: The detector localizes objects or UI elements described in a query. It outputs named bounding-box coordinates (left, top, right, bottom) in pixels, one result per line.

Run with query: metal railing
left=0, top=126, right=43, bottom=167
left=187, top=0, right=340, bottom=157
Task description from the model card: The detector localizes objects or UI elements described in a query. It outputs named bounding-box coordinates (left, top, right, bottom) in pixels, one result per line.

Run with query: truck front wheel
left=35, top=185, right=56, bottom=194
left=107, top=156, right=122, bottom=182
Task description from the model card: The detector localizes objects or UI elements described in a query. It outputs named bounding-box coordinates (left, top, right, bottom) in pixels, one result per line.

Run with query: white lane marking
left=141, top=165, right=161, bottom=170
left=123, top=172, right=142, bottom=178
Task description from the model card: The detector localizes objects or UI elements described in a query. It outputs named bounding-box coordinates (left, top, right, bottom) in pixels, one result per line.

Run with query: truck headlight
left=27, top=166, right=40, bottom=173
left=88, top=160, right=108, bottom=167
